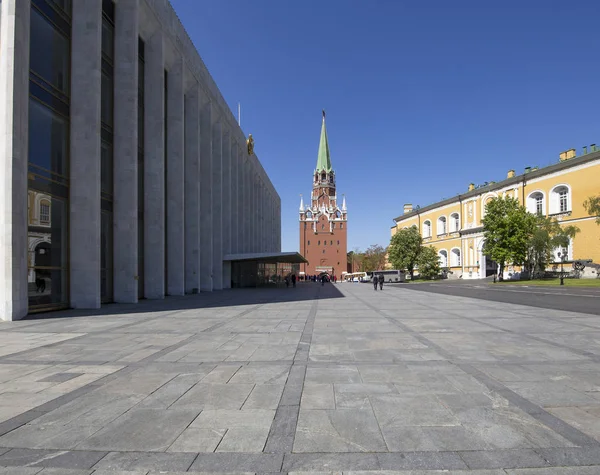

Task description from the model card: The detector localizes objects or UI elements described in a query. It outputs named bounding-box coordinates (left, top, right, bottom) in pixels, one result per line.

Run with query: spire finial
left=299, top=194, right=304, bottom=211
left=316, top=111, right=332, bottom=172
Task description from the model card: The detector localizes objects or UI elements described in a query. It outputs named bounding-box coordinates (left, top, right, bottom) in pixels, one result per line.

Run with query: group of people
left=373, top=273, right=385, bottom=291
left=298, top=274, right=338, bottom=283
left=285, top=273, right=338, bottom=287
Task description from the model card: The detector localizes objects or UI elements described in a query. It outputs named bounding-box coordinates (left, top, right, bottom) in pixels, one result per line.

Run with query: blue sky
left=170, top=0, right=600, bottom=253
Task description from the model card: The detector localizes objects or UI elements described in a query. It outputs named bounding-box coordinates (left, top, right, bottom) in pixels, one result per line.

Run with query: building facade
left=391, top=147, right=600, bottom=279
left=0, top=0, right=281, bottom=321
left=299, top=113, right=347, bottom=278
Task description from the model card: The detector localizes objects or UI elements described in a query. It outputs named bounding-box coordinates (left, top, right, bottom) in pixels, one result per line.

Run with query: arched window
left=318, top=240, right=320, bottom=245
left=438, top=249, right=448, bottom=267
left=423, top=220, right=432, bottom=238
left=307, top=240, right=310, bottom=245
left=451, top=248, right=461, bottom=267
left=527, top=191, right=545, bottom=215
left=306, top=211, right=312, bottom=219
left=321, top=223, right=325, bottom=230
left=340, top=223, right=343, bottom=229
left=550, top=185, right=570, bottom=214
left=39, top=200, right=50, bottom=225
left=321, top=172, right=326, bottom=181
left=450, top=213, right=460, bottom=232
left=437, top=216, right=447, bottom=235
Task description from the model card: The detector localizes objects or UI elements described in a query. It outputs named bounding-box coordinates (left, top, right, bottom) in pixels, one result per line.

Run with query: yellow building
left=391, top=147, right=600, bottom=279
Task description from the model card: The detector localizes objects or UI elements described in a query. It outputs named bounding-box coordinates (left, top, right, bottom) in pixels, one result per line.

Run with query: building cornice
left=393, top=151, right=600, bottom=223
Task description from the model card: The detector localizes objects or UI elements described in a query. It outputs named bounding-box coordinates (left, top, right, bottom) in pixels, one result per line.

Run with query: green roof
left=316, top=113, right=332, bottom=172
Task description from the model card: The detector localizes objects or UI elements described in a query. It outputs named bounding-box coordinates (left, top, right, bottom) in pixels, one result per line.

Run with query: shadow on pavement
left=22, top=282, right=345, bottom=321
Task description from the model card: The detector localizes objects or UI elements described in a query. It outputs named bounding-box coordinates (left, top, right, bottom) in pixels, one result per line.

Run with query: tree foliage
left=525, top=216, right=579, bottom=278
left=416, top=246, right=441, bottom=280
left=388, top=226, right=423, bottom=279
left=481, top=196, right=537, bottom=280
left=362, top=244, right=388, bottom=271
left=584, top=194, right=600, bottom=225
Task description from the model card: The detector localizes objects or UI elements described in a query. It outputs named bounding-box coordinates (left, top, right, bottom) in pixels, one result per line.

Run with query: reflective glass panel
left=30, top=8, right=70, bottom=93
left=28, top=195, right=68, bottom=307
left=28, top=98, right=68, bottom=178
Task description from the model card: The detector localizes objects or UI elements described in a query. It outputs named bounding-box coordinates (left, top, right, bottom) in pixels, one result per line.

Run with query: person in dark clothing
left=378, top=273, right=384, bottom=290
left=291, top=274, right=296, bottom=288
left=373, top=274, right=378, bottom=291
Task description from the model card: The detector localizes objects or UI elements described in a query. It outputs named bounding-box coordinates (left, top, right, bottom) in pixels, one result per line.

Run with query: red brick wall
left=300, top=215, right=347, bottom=278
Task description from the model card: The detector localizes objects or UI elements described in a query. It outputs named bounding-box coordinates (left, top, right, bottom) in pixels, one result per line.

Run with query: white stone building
left=0, top=0, right=281, bottom=320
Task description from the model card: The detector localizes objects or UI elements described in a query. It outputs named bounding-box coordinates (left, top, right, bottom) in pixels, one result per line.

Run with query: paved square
left=0, top=282, right=599, bottom=473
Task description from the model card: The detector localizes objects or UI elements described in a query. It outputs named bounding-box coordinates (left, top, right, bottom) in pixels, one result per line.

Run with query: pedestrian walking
left=373, top=274, right=378, bottom=291
left=378, top=273, right=384, bottom=290
left=291, top=273, right=296, bottom=288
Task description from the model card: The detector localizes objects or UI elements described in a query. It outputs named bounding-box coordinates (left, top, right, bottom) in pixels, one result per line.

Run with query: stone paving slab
left=0, top=283, right=599, bottom=472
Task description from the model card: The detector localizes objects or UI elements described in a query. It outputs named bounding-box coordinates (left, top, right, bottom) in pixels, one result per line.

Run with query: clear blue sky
left=170, top=0, right=600, bottom=253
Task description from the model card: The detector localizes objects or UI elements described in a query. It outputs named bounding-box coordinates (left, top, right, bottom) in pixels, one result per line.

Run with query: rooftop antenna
left=237, top=102, right=241, bottom=127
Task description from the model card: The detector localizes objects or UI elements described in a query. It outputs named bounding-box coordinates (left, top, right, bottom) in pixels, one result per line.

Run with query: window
left=324, top=241, right=327, bottom=246
left=30, top=8, right=70, bottom=94
left=559, top=190, right=568, bottom=212
left=451, top=248, right=461, bottom=267
left=423, top=220, right=432, bottom=238
left=318, top=240, right=321, bottom=245
left=321, top=223, right=324, bottom=230
left=337, top=240, right=339, bottom=245
left=438, top=250, right=448, bottom=267
left=437, top=216, right=447, bottom=235
left=527, top=191, right=545, bottom=215
left=330, top=240, right=333, bottom=245
left=450, top=213, right=460, bottom=232
left=40, top=201, right=50, bottom=224
left=340, top=223, right=343, bottom=229
left=307, top=240, right=310, bottom=245
left=550, top=185, right=570, bottom=214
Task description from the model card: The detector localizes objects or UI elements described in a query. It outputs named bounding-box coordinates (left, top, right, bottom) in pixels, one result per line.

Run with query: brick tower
left=299, top=111, right=347, bottom=278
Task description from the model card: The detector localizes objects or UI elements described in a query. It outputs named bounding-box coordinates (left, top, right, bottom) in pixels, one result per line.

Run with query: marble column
left=231, top=143, right=239, bottom=254
left=113, top=0, right=139, bottom=303
left=143, top=31, right=165, bottom=299
left=240, top=156, right=247, bottom=253
left=246, top=163, right=252, bottom=252
left=253, top=173, right=259, bottom=252
left=199, top=96, right=213, bottom=291
left=0, top=0, right=30, bottom=321
left=70, top=0, right=103, bottom=308
left=166, top=58, right=184, bottom=296
left=184, top=83, right=200, bottom=294
left=243, top=163, right=249, bottom=252
left=221, top=130, right=231, bottom=289
left=211, top=120, right=223, bottom=290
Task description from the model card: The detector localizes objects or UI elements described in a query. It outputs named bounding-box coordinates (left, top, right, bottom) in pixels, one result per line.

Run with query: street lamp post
left=558, top=251, right=565, bottom=286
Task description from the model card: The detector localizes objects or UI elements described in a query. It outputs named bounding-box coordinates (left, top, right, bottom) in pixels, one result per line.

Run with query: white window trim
left=449, top=212, right=460, bottom=232
left=438, top=249, right=448, bottom=267
left=437, top=215, right=447, bottom=235
left=423, top=220, right=432, bottom=238
left=549, top=184, right=571, bottom=215
left=450, top=247, right=461, bottom=267
left=526, top=190, right=546, bottom=215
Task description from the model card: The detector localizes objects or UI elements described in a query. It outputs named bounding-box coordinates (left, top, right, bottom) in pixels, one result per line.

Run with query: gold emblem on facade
left=247, top=134, right=254, bottom=156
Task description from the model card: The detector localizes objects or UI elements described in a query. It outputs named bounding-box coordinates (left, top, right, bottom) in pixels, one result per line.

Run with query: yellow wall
left=391, top=157, right=600, bottom=275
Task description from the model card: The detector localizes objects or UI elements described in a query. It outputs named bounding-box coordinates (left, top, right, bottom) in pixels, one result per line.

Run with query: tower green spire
left=315, top=110, right=332, bottom=172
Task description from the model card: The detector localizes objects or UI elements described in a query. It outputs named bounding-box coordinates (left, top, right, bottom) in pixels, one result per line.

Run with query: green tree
left=584, top=194, right=600, bottom=225
left=481, top=196, right=537, bottom=280
left=526, top=216, right=580, bottom=278
left=417, top=245, right=441, bottom=280
left=362, top=244, right=388, bottom=271
left=388, top=226, right=422, bottom=279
